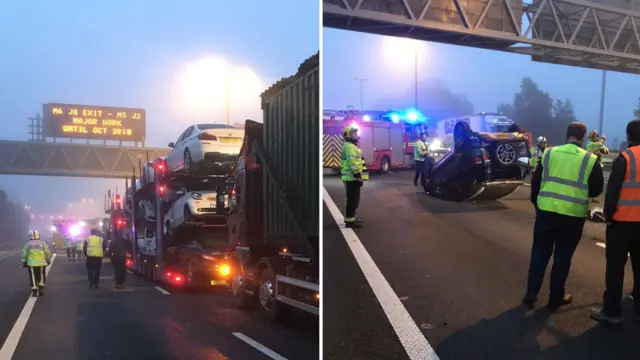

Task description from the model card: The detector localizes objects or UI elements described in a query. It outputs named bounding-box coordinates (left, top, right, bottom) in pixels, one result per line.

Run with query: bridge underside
left=0, top=141, right=168, bottom=179
left=324, top=0, right=640, bottom=74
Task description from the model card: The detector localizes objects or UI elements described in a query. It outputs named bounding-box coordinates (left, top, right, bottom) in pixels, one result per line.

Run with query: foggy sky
left=0, top=1, right=319, bottom=218
left=323, top=28, right=640, bottom=144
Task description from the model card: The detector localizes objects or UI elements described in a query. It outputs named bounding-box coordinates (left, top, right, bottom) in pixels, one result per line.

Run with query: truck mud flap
left=467, top=181, right=523, bottom=201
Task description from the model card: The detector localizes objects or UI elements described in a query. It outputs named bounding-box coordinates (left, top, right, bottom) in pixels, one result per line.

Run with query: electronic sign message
left=42, top=103, right=146, bottom=141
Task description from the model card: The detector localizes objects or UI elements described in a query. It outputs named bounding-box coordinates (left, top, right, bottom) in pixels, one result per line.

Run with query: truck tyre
left=184, top=205, right=194, bottom=223
left=259, top=267, right=292, bottom=323
left=380, top=156, right=391, bottom=173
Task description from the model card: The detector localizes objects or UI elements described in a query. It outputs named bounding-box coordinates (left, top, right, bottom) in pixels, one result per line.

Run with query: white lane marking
left=0, top=253, right=57, bottom=360
left=0, top=251, right=20, bottom=262
left=126, top=270, right=133, bottom=274
left=596, top=242, right=606, bottom=248
left=232, top=332, right=288, bottom=360
left=154, top=286, right=170, bottom=295
left=323, top=187, right=440, bottom=360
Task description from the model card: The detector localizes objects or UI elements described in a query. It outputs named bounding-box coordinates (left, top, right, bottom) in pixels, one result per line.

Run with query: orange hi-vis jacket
left=613, top=145, right=640, bottom=222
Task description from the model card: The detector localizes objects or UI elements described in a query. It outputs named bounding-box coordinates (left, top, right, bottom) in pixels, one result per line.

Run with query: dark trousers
left=344, top=180, right=361, bottom=222
left=526, top=210, right=584, bottom=300
left=28, top=266, right=46, bottom=290
left=603, top=222, right=640, bottom=316
left=414, top=160, right=425, bottom=185
left=111, top=255, right=126, bottom=285
left=66, top=247, right=74, bottom=259
left=86, top=257, right=103, bottom=286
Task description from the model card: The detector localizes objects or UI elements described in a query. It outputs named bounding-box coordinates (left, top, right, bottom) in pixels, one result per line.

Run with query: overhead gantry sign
left=0, top=140, right=168, bottom=179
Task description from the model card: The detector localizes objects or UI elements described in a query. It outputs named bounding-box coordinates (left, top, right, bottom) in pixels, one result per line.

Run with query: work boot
left=89, top=283, right=94, bottom=289
left=94, top=283, right=99, bottom=289
left=115, top=284, right=123, bottom=290
left=37, top=289, right=44, bottom=297
left=548, top=294, right=573, bottom=310
left=345, top=221, right=362, bottom=229
left=31, top=289, right=38, bottom=297
left=522, top=294, right=537, bottom=308
left=590, top=308, right=623, bottom=325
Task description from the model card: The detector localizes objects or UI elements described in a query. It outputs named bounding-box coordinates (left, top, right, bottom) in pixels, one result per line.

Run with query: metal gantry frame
left=324, top=0, right=640, bottom=73
left=0, top=140, right=169, bottom=178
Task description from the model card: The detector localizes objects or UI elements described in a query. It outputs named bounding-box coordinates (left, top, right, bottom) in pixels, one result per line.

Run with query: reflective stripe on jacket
left=414, top=140, right=428, bottom=162
left=20, top=239, right=51, bottom=267
left=537, top=143, right=597, bottom=218
left=613, top=145, right=640, bottom=221
left=341, top=142, right=369, bottom=181
left=86, top=235, right=104, bottom=257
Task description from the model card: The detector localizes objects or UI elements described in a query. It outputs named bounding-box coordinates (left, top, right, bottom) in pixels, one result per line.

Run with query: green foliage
left=0, top=189, right=31, bottom=245
left=497, top=77, right=577, bottom=144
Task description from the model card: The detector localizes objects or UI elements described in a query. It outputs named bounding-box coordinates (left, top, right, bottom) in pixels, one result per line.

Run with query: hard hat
left=589, top=130, right=600, bottom=141
left=342, top=125, right=358, bottom=140
left=29, top=230, right=40, bottom=240
left=536, top=136, right=547, bottom=144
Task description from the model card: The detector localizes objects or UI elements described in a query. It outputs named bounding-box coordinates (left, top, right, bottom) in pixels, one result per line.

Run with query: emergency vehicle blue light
left=363, top=115, right=371, bottom=122
left=406, top=111, right=419, bottom=121
left=390, top=113, right=400, bottom=123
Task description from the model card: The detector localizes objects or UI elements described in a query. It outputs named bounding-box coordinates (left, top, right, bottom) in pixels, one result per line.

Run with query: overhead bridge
left=324, top=0, right=640, bottom=74
left=0, top=140, right=169, bottom=178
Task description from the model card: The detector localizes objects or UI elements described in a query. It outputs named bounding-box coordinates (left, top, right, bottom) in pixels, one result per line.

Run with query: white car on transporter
left=165, top=124, right=244, bottom=175
left=164, top=189, right=231, bottom=234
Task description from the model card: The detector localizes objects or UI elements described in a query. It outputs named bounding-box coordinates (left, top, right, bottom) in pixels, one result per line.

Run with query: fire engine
left=323, top=109, right=429, bottom=172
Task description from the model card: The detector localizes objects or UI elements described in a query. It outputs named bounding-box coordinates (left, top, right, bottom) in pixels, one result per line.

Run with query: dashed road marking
left=0, top=254, right=57, bottom=360
left=154, top=286, right=170, bottom=295
left=323, top=187, right=440, bottom=360
left=0, top=251, right=20, bottom=262
left=232, top=332, right=288, bottom=360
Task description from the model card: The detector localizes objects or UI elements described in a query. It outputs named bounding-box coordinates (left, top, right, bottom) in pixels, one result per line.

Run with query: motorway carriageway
left=323, top=170, right=637, bottom=360
left=0, top=249, right=317, bottom=360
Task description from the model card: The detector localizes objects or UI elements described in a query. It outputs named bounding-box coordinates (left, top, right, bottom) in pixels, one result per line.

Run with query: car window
left=176, top=129, right=188, bottom=144
left=197, top=124, right=235, bottom=130
left=182, top=126, right=195, bottom=142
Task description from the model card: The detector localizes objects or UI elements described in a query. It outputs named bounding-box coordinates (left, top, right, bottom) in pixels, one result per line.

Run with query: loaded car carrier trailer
left=228, top=53, right=319, bottom=322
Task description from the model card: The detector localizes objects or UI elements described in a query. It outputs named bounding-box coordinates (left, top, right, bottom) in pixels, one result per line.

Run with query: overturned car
left=423, top=121, right=531, bottom=202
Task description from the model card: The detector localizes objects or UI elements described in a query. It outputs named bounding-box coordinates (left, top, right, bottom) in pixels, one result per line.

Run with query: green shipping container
left=260, top=53, right=319, bottom=257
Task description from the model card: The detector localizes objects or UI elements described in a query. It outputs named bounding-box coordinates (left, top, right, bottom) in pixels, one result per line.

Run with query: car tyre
left=184, top=149, right=193, bottom=174
left=380, top=155, right=391, bottom=173
left=184, top=205, right=194, bottom=223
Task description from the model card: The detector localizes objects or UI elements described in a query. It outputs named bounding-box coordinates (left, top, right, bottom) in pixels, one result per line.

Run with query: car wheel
left=184, top=205, right=194, bottom=223
left=184, top=149, right=193, bottom=174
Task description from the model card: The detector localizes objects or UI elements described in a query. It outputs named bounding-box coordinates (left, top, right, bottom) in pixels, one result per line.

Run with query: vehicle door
left=167, top=129, right=188, bottom=172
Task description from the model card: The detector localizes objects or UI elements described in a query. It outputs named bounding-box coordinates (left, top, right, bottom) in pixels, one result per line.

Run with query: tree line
left=496, top=78, right=579, bottom=145
left=0, top=189, right=31, bottom=246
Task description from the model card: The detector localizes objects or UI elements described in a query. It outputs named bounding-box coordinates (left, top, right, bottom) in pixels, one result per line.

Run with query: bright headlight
left=429, top=139, right=442, bottom=151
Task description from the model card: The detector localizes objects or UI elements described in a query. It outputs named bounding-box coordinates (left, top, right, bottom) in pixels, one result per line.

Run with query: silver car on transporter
left=165, top=124, right=244, bottom=175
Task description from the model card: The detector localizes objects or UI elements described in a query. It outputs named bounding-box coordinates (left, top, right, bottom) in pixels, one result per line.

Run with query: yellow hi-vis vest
left=75, top=240, right=83, bottom=250
left=20, top=240, right=51, bottom=267
left=341, top=142, right=369, bottom=181
left=537, top=143, right=597, bottom=217
left=86, top=235, right=104, bottom=257
left=414, top=140, right=428, bottom=162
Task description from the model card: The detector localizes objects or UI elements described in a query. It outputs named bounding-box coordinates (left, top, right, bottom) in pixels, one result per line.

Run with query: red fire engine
left=323, top=109, right=429, bottom=172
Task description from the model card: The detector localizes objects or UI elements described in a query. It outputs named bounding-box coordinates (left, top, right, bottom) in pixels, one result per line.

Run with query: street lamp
left=381, top=37, right=424, bottom=110
left=353, top=77, right=369, bottom=111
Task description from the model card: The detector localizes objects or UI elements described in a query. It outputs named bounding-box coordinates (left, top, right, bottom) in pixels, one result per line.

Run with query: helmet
left=342, top=125, right=358, bottom=140
left=589, top=130, right=600, bottom=142
left=29, top=230, right=40, bottom=240
left=536, top=136, right=547, bottom=145
left=601, top=134, right=607, bottom=142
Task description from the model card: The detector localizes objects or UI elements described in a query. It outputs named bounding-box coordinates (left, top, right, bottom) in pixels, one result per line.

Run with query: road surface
left=323, top=170, right=639, bottom=360
left=0, top=249, right=318, bottom=360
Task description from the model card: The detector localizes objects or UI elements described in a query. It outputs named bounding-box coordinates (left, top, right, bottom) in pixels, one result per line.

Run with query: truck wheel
left=258, top=267, right=292, bottom=323
left=380, top=156, right=391, bottom=173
